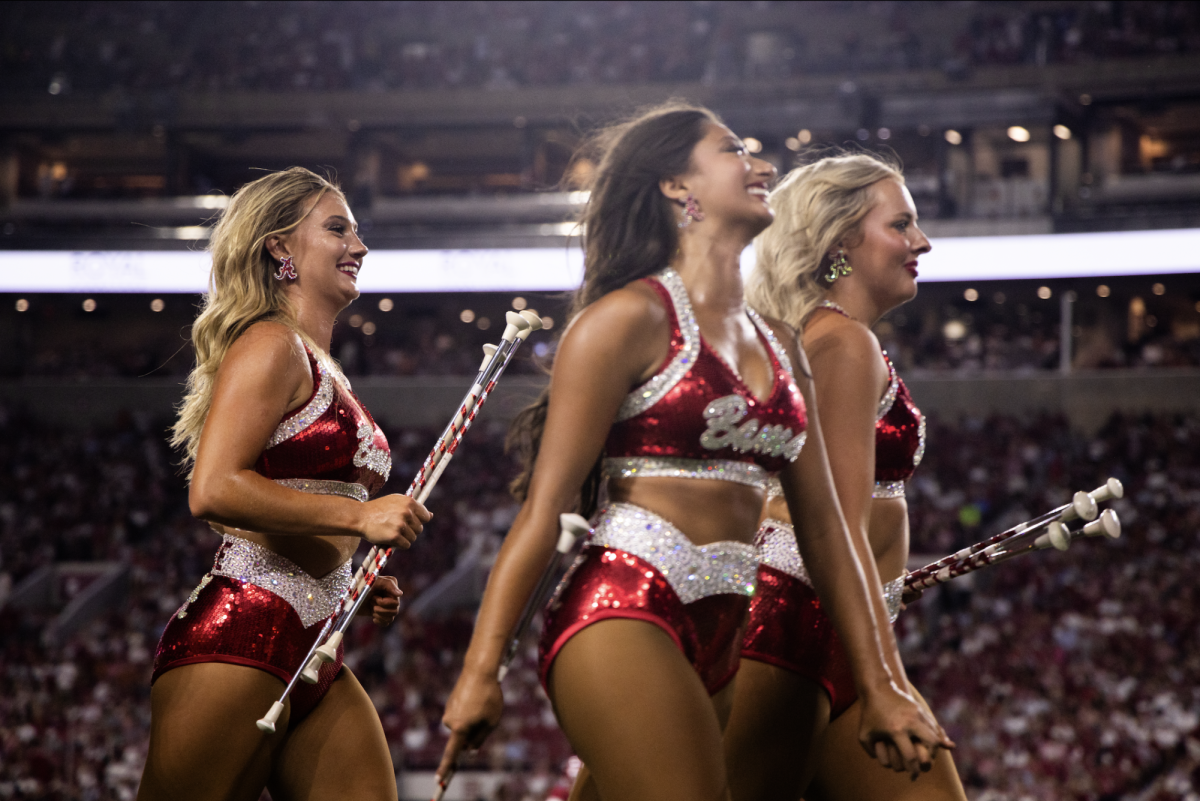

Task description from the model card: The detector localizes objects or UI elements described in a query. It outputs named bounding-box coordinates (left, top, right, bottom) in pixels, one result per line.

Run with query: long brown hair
left=507, top=102, right=719, bottom=515
left=172, top=167, right=344, bottom=476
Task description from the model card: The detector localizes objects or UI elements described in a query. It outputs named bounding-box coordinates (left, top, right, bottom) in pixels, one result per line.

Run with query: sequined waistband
left=588, top=503, right=758, bottom=605
left=211, top=535, right=353, bottom=628
left=274, top=477, right=369, bottom=504
left=754, top=520, right=902, bottom=624
left=872, top=480, right=906, bottom=500
left=603, top=457, right=768, bottom=491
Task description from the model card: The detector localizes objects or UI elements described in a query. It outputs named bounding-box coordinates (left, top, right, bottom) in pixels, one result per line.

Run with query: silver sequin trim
left=747, top=308, right=796, bottom=380
left=616, top=268, right=701, bottom=422
left=212, top=535, right=353, bottom=628
left=913, top=416, right=927, bottom=468
left=755, top=519, right=810, bottom=585
left=877, top=354, right=900, bottom=422
left=755, top=519, right=903, bottom=624
left=872, top=480, right=906, bottom=499
left=274, top=478, right=368, bottom=503
left=589, top=503, right=757, bottom=604
left=353, top=421, right=392, bottom=481
left=883, top=576, right=904, bottom=625
left=766, top=476, right=784, bottom=499
left=603, top=457, right=768, bottom=490
left=175, top=574, right=212, bottom=619
left=266, top=357, right=335, bottom=448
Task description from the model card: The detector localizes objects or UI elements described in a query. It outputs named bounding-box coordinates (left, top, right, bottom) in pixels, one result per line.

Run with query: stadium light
left=3, top=228, right=1200, bottom=292
left=1008, top=126, right=1031, bottom=142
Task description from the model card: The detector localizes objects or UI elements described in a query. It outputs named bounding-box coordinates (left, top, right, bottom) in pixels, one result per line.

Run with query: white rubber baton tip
left=315, top=631, right=343, bottom=664
left=497, top=664, right=510, bottom=682
left=1047, top=522, right=1071, bottom=551
left=300, top=658, right=322, bottom=685
left=1091, top=477, right=1124, bottom=503
left=1084, top=509, right=1121, bottom=540
left=523, top=309, right=547, bottom=330
left=256, top=701, right=285, bottom=733
left=478, top=344, right=498, bottom=371
left=501, top=311, right=531, bottom=342
left=1064, top=490, right=1098, bottom=523
left=559, top=513, right=591, bottom=538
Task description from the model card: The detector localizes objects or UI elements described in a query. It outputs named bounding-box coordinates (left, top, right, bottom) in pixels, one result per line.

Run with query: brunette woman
left=724, top=153, right=967, bottom=800
left=437, top=107, right=949, bottom=801
left=140, top=167, right=430, bottom=801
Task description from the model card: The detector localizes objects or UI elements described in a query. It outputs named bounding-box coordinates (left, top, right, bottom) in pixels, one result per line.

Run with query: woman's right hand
left=857, top=681, right=954, bottom=779
left=358, top=494, right=432, bottom=548
left=437, top=668, right=504, bottom=783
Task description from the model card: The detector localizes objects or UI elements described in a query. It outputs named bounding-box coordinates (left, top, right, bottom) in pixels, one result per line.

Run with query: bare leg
left=723, top=659, right=831, bottom=801
left=548, top=619, right=732, bottom=801
left=270, top=667, right=398, bottom=801
left=567, top=659, right=741, bottom=801
left=138, top=663, right=287, bottom=801
left=807, top=685, right=966, bottom=801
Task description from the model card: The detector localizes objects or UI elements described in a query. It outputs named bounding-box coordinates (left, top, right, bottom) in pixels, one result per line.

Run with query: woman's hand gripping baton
left=255, top=311, right=543, bottom=733
left=432, top=513, right=590, bottom=801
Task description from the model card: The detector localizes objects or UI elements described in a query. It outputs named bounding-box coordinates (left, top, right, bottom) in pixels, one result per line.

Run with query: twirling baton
left=256, top=311, right=543, bottom=733
left=433, top=513, right=591, bottom=801
left=905, top=480, right=1124, bottom=594
left=905, top=479, right=1122, bottom=589
left=904, top=509, right=1121, bottom=593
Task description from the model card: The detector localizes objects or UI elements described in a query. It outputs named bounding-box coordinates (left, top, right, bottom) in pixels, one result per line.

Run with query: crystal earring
left=824, top=250, right=852, bottom=283
left=678, top=193, right=705, bottom=229
left=274, top=256, right=297, bottom=281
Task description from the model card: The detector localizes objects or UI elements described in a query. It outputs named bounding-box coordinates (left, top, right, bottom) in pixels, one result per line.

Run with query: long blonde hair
left=172, top=167, right=343, bottom=474
left=748, top=153, right=904, bottom=330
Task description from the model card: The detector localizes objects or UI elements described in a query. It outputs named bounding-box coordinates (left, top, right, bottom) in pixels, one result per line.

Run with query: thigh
left=270, top=667, right=397, bottom=801
left=548, top=618, right=731, bottom=801
left=138, top=662, right=286, bottom=801
left=723, top=658, right=830, bottom=801
left=806, top=685, right=967, bottom=801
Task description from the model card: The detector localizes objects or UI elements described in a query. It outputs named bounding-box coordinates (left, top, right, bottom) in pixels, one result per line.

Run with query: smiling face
left=839, top=178, right=930, bottom=311
left=267, top=191, right=368, bottom=313
left=662, top=123, right=777, bottom=237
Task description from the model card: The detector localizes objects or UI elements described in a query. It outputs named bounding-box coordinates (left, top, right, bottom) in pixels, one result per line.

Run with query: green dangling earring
left=824, top=249, right=852, bottom=283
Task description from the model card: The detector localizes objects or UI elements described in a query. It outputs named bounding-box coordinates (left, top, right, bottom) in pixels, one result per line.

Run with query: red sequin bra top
left=254, top=347, right=391, bottom=503
left=871, top=351, right=926, bottom=498
left=603, top=268, right=808, bottom=491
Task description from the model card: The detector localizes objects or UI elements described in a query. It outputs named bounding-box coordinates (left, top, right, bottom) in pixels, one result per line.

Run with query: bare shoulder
left=555, top=278, right=671, bottom=384
left=756, top=313, right=805, bottom=369
left=219, top=321, right=311, bottom=389
left=804, top=310, right=883, bottom=368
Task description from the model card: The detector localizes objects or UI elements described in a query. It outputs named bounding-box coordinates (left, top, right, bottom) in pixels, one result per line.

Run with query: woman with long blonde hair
left=140, top=167, right=430, bottom=801
left=723, top=153, right=966, bottom=800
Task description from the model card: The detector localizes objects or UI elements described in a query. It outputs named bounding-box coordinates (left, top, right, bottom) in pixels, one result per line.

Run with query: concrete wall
left=2, top=370, right=1197, bottom=432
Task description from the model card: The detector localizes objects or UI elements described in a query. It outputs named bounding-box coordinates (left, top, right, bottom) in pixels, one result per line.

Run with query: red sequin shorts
left=538, top=503, right=758, bottom=696
left=152, top=535, right=352, bottom=722
left=741, top=519, right=904, bottom=719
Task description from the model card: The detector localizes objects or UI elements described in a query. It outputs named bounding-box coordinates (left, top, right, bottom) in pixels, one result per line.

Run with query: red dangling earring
left=678, top=193, right=705, bottom=229
left=274, top=256, right=297, bottom=281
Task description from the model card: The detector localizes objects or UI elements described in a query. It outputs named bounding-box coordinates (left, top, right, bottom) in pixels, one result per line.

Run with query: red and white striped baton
left=905, top=479, right=1124, bottom=593
left=432, top=513, right=591, bottom=801
left=256, top=310, right=543, bottom=732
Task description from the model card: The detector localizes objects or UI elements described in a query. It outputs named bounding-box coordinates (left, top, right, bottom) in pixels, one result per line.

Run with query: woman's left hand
left=360, top=575, right=403, bottom=625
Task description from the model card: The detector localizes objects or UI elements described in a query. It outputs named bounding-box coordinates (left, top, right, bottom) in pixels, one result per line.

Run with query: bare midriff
left=211, top=524, right=359, bottom=579
left=763, top=494, right=909, bottom=584
left=608, top=476, right=765, bottom=547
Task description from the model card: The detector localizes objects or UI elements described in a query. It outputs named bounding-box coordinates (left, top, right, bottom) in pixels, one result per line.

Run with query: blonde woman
left=140, top=167, right=430, bottom=801
left=723, top=154, right=966, bottom=800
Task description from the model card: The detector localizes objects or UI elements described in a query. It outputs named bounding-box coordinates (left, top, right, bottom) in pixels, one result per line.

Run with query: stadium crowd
left=2, top=1, right=1199, bottom=98
left=1, top=399, right=1199, bottom=799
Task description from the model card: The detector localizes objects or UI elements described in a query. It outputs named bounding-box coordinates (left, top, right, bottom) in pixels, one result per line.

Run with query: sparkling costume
left=539, top=268, right=808, bottom=694
left=741, top=305, right=924, bottom=717
left=153, top=348, right=391, bottom=721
